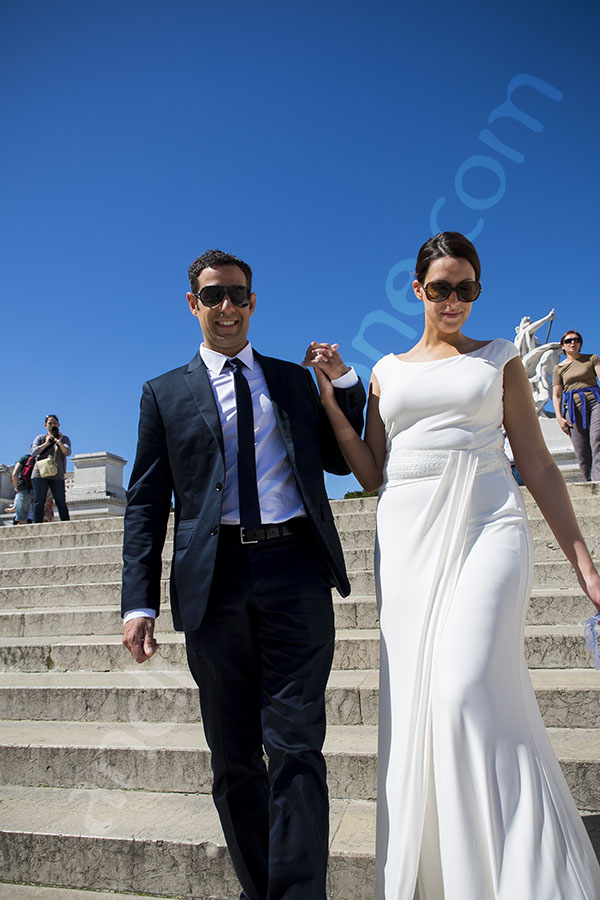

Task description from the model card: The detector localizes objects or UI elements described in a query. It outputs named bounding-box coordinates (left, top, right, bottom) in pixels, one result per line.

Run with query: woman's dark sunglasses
left=423, top=280, right=482, bottom=303
left=194, top=285, right=251, bottom=308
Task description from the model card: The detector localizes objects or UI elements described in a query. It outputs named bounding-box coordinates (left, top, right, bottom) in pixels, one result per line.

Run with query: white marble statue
left=514, top=309, right=562, bottom=414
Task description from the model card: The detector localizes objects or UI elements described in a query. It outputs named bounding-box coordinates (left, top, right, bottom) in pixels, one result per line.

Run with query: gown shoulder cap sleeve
left=489, top=338, right=520, bottom=367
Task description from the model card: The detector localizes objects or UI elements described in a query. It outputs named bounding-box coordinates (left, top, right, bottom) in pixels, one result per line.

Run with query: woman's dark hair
left=415, top=232, right=481, bottom=284
left=559, top=330, right=583, bottom=348
left=45, top=414, right=59, bottom=424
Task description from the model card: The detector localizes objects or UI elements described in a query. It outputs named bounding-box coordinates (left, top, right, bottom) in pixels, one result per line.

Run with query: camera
left=51, top=426, right=60, bottom=438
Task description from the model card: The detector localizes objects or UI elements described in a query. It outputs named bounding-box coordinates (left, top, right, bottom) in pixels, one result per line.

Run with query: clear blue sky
left=1, top=0, right=598, bottom=497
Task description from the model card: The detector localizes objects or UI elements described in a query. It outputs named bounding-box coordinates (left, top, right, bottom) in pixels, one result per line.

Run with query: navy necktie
left=227, top=358, right=261, bottom=532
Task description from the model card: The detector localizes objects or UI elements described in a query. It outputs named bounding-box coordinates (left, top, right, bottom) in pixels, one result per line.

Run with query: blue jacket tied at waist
left=564, top=386, right=600, bottom=429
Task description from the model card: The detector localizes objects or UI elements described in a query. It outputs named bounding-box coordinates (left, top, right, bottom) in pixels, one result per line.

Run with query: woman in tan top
left=552, top=330, right=600, bottom=480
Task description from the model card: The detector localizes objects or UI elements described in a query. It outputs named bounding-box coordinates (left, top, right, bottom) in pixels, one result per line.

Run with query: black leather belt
left=220, top=519, right=308, bottom=545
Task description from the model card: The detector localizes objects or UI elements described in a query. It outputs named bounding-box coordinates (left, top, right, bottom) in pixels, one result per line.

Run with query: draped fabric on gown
left=373, top=339, right=600, bottom=900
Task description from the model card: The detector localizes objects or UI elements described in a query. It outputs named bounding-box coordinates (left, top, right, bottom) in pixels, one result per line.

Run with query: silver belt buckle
left=240, top=526, right=259, bottom=545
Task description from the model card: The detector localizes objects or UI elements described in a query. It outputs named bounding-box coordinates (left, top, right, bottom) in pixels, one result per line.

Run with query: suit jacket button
left=210, top=526, right=218, bottom=536
left=216, top=482, right=223, bottom=491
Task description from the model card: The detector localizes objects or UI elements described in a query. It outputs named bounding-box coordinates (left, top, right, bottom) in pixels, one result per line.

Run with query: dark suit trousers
left=184, top=524, right=335, bottom=900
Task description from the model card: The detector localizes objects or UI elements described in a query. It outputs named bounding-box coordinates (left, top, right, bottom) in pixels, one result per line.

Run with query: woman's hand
left=557, top=415, right=571, bottom=436
left=578, top=569, right=600, bottom=615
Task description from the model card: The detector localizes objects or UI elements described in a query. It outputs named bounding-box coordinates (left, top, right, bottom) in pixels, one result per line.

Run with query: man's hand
left=302, top=342, right=350, bottom=380
left=122, top=616, right=159, bottom=663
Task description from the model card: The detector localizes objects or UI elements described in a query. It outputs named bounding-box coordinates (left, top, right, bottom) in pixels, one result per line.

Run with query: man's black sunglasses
left=193, top=285, right=251, bottom=308
left=422, top=280, right=482, bottom=303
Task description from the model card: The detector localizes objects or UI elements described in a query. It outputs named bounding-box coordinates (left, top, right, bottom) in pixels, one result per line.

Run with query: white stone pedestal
left=0, top=464, right=15, bottom=509
left=65, top=452, right=127, bottom=519
left=538, top=413, right=581, bottom=482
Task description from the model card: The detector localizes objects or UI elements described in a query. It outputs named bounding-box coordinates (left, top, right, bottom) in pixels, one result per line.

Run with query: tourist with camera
left=30, top=414, right=71, bottom=523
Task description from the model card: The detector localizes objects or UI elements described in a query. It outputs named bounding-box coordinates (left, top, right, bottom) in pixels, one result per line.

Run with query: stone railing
left=1, top=452, right=127, bottom=524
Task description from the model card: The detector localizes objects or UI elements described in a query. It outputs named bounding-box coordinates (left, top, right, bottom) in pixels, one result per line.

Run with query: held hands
left=302, top=342, right=350, bottom=402
left=302, top=341, right=350, bottom=379
left=122, top=616, right=159, bottom=663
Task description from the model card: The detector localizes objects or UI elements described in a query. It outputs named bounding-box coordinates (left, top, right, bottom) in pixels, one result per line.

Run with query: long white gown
left=373, top=338, right=600, bottom=900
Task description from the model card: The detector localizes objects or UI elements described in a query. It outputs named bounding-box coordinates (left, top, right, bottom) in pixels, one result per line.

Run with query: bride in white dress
left=308, top=232, right=600, bottom=900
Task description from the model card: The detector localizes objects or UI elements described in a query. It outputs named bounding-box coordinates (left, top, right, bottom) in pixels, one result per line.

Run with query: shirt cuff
left=123, top=608, right=157, bottom=623
left=331, top=367, right=359, bottom=389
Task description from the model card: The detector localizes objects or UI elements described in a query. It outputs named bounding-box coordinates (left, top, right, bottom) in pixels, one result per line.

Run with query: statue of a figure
left=514, top=309, right=562, bottom=414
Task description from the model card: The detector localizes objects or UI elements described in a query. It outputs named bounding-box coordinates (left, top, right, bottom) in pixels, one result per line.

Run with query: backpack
left=20, top=454, right=36, bottom=486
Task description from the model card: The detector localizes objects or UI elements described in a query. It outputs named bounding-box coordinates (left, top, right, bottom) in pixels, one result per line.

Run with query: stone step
left=528, top=515, right=600, bottom=542
left=0, top=605, right=128, bottom=638
left=0, top=547, right=387, bottom=573
left=2, top=575, right=594, bottom=625
left=0, top=588, right=596, bottom=640
left=343, top=563, right=586, bottom=596
left=0, top=629, right=381, bottom=674
left=0, top=522, right=378, bottom=555
left=0, top=721, right=376, bottom=800
left=332, top=505, right=600, bottom=530
left=0, top=517, right=126, bottom=540
left=0, top=516, right=600, bottom=569
left=0, top=581, right=158, bottom=609
left=527, top=589, right=596, bottom=626
left=4, top=529, right=600, bottom=569
left=531, top=669, right=600, bottom=728
left=0, top=559, right=585, bottom=591
left=1, top=506, right=597, bottom=559
left=330, top=497, right=378, bottom=514
left=524, top=499, right=599, bottom=520
left=0, top=528, right=126, bottom=554
left=520, top=482, right=600, bottom=503
left=0, top=531, right=377, bottom=566
left=341, top=590, right=598, bottom=630
left=0, top=721, right=597, bottom=811
left=0, top=625, right=597, bottom=673
left=0, top=601, right=370, bottom=637
left=0, top=561, right=164, bottom=588
left=0, top=668, right=597, bottom=729
left=533, top=533, right=600, bottom=560
left=332, top=495, right=600, bottom=519
left=0, top=543, right=127, bottom=568
left=0, top=482, right=595, bottom=545
left=0, top=786, right=375, bottom=900
left=328, top=482, right=600, bottom=514
left=0, top=578, right=353, bottom=611
left=0, top=887, right=193, bottom=900
left=0, top=588, right=595, bottom=634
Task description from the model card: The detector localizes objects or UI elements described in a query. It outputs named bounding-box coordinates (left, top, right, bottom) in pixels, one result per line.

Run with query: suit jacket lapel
left=183, top=352, right=225, bottom=456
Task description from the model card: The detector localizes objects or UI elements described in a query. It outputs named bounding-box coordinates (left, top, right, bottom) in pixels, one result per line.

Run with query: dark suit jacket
left=121, top=350, right=366, bottom=632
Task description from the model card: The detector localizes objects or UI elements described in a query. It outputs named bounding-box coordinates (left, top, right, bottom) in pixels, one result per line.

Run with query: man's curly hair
left=188, top=249, right=253, bottom=294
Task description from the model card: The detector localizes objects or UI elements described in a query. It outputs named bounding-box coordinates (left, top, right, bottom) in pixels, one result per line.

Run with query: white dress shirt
left=202, top=341, right=306, bottom=524
left=123, top=342, right=358, bottom=623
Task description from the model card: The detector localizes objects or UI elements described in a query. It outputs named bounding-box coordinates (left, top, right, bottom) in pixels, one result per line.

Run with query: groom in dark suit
left=121, top=249, right=365, bottom=900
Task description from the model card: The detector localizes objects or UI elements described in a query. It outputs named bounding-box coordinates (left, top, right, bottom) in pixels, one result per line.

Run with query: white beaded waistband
left=383, top=447, right=510, bottom=482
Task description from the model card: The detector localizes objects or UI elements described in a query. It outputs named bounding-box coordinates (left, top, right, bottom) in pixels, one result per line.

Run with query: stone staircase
left=0, top=483, right=599, bottom=900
